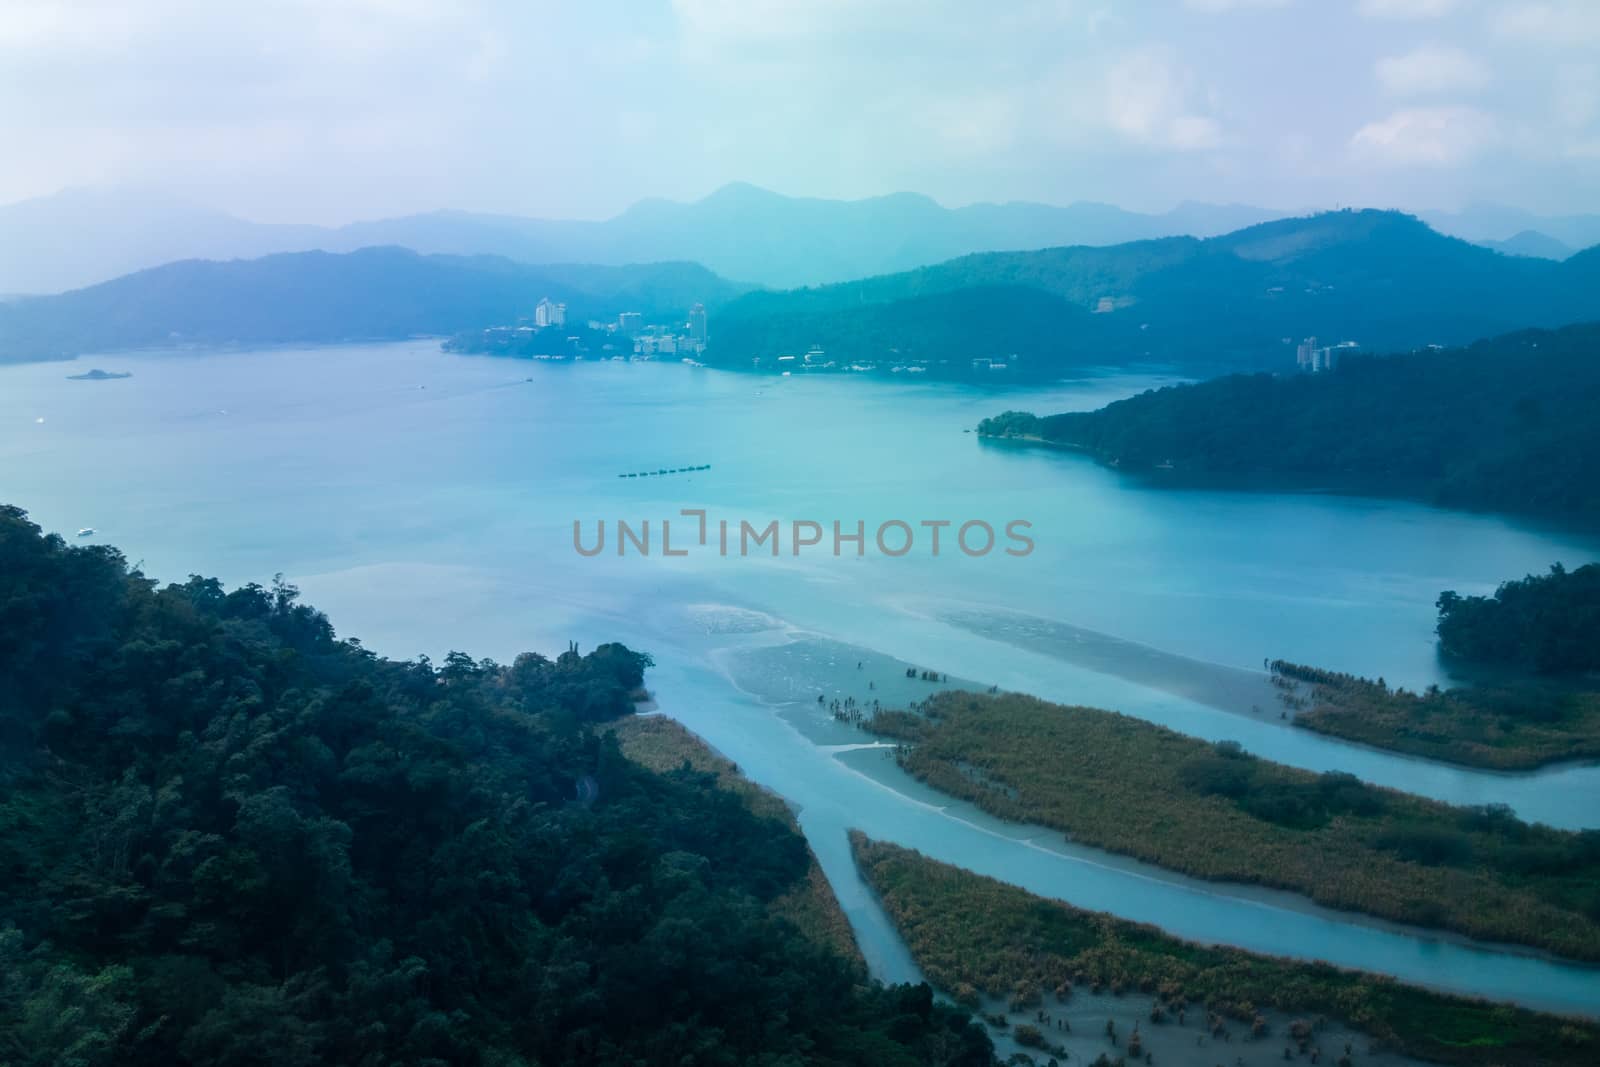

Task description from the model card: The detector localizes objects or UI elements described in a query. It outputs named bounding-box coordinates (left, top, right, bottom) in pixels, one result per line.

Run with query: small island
left=66, top=368, right=132, bottom=381
left=863, top=689, right=1600, bottom=961
left=1277, top=563, right=1600, bottom=770
left=852, top=834, right=1600, bottom=1067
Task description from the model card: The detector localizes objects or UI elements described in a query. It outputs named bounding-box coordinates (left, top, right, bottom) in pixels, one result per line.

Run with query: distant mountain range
left=4, top=208, right=1597, bottom=374
left=0, top=248, right=742, bottom=363
left=704, top=209, right=1600, bottom=378
left=6, top=184, right=1593, bottom=295
left=1476, top=230, right=1576, bottom=261
left=1417, top=204, right=1600, bottom=252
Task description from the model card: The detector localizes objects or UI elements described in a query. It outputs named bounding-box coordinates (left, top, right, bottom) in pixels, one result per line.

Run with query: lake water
left=4, top=341, right=1598, bottom=1016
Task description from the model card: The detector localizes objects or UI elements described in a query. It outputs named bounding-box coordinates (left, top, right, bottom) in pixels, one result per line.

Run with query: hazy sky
left=3, top=0, right=1598, bottom=223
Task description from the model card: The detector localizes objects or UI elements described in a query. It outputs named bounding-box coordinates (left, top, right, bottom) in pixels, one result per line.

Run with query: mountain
left=1478, top=230, right=1575, bottom=260
left=976, top=321, right=1600, bottom=523
left=0, top=187, right=330, bottom=295
left=9, top=209, right=1597, bottom=373
left=0, top=247, right=743, bottom=363
left=704, top=210, right=1600, bottom=379
left=1421, top=204, right=1600, bottom=251
left=8, top=184, right=1600, bottom=296
left=0, top=184, right=1287, bottom=293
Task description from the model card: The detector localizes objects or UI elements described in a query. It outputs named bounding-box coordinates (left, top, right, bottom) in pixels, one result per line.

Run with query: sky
left=2, top=0, right=1598, bottom=223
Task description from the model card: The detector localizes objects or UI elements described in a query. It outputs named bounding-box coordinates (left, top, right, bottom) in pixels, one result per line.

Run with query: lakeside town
left=445, top=297, right=713, bottom=365
left=452, top=295, right=1364, bottom=380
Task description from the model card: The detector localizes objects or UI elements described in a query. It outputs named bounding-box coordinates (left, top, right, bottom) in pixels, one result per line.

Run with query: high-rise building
left=617, top=312, right=643, bottom=337
left=687, top=302, right=707, bottom=346
left=1295, top=336, right=1318, bottom=371
left=535, top=297, right=557, bottom=328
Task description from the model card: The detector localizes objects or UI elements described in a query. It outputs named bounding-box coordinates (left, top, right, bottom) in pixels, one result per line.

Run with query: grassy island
left=852, top=834, right=1600, bottom=1066
left=865, top=691, right=1600, bottom=961
left=1274, top=661, right=1600, bottom=770
left=1276, top=563, right=1600, bottom=770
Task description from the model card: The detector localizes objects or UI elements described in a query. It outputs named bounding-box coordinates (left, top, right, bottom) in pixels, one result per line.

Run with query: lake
left=4, top=341, right=1598, bottom=1015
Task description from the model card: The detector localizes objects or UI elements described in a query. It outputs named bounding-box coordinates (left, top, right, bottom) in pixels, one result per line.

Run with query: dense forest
left=706, top=285, right=1101, bottom=380
left=852, top=835, right=1600, bottom=1066
left=707, top=211, right=1600, bottom=376
left=977, top=322, right=1600, bottom=523
left=1437, top=563, right=1600, bottom=673
left=0, top=505, right=993, bottom=1067
left=865, top=691, right=1600, bottom=959
left=603, top=714, right=863, bottom=965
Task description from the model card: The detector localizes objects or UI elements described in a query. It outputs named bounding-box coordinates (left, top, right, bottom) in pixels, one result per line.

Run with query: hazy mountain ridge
left=0, top=247, right=742, bottom=363
left=5, top=184, right=1594, bottom=294
left=1478, top=230, right=1575, bottom=260
left=0, top=183, right=1289, bottom=293
left=5, top=208, right=1597, bottom=373
left=705, top=209, right=1600, bottom=376
left=1419, top=204, right=1600, bottom=250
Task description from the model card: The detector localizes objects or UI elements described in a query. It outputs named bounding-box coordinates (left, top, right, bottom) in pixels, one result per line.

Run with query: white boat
left=77, top=528, right=95, bottom=537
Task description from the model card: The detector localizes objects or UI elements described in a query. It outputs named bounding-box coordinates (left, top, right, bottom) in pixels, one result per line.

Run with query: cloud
left=1100, top=48, right=1224, bottom=151
left=669, top=0, right=872, bottom=43
left=1492, top=3, right=1600, bottom=45
left=1349, top=106, right=1496, bottom=165
left=1183, top=0, right=1292, bottom=11
left=1376, top=45, right=1488, bottom=94
left=1552, top=63, right=1600, bottom=128
left=1357, top=0, right=1458, bottom=17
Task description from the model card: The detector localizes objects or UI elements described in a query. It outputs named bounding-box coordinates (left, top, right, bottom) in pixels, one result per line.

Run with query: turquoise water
left=4, top=341, right=1598, bottom=1014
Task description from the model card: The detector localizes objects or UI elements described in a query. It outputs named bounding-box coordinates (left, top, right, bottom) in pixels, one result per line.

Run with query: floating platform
left=616, top=464, right=712, bottom=478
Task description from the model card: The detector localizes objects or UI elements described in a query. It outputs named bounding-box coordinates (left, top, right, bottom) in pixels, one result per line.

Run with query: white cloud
left=1184, top=0, right=1292, bottom=11
left=1357, top=0, right=1458, bottom=17
left=1552, top=64, right=1600, bottom=128
left=1101, top=48, right=1224, bottom=150
left=1492, top=2, right=1600, bottom=45
left=915, top=90, right=1023, bottom=158
left=1376, top=45, right=1488, bottom=94
left=1349, top=106, right=1496, bottom=165
left=1167, top=114, right=1224, bottom=149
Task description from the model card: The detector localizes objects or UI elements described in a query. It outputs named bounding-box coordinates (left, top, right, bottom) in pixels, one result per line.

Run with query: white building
left=535, top=298, right=566, bottom=328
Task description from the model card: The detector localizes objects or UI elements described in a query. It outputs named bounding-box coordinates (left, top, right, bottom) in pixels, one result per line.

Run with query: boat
left=77, top=528, right=95, bottom=537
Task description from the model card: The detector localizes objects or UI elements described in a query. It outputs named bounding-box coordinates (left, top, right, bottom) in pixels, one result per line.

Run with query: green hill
left=977, top=322, right=1600, bottom=522
left=0, top=247, right=744, bottom=363
left=706, top=210, right=1600, bottom=379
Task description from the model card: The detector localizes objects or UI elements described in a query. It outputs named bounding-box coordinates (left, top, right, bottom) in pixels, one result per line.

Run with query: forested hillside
left=1437, top=563, right=1600, bottom=673
left=712, top=285, right=1098, bottom=375
left=706, top=211, right=1600, bottom=377
left=978, top=322, right=1600, bottom=522
left=0, top=505, right=991, bottom=1067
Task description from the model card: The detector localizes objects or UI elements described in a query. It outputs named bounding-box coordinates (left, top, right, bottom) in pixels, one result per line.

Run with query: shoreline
left=932, top=603, right=1600, bottom=775
left=862, top=689, right=1600, bottom=965
left=827, top=743, right=1600, bottom=976
left=853, top=834, right=1600, bottom=1065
